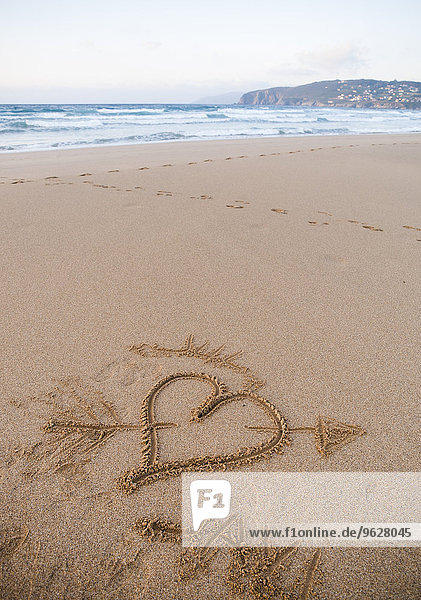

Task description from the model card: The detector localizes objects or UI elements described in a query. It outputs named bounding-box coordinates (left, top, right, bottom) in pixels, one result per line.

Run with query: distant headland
left=238, top=79, right=421, bottom=109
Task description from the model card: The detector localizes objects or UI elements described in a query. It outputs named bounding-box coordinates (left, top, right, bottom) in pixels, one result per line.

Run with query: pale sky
left=1, top=0, right=420, bottom=103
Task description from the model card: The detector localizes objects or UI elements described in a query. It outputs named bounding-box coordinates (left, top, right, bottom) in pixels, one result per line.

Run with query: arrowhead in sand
left=314, top=416, right=366, bottom=456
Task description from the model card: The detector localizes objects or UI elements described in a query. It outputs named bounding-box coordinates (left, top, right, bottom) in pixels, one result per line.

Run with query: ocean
left=1, top=104, right=420, bottom=153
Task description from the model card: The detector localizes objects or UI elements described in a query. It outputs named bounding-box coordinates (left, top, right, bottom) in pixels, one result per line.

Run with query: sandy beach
left=0, top=133, right=420, bottom=599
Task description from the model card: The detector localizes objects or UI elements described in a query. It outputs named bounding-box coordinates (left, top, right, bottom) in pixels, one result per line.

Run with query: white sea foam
left=0, top=104, right=420, bottom=152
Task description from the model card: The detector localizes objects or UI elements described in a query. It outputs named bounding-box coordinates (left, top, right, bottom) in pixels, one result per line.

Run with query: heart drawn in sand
left=26, top=337, right=365, bottom=488
left=118, top=372, right=289, bottom=493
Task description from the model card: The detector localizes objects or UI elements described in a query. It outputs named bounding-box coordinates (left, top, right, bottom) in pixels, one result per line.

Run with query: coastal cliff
left=239, top=79, right=421, bottom=109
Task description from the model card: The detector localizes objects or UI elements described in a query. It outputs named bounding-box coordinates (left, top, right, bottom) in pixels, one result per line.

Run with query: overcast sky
left=1, top=0, right=420, bottom=103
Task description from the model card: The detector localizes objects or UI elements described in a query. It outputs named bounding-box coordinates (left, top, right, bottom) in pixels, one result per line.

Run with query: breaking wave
left=0, top=103, right=420, bottom=152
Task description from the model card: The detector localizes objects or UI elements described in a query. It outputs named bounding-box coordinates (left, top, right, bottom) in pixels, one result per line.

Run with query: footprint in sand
left=362, top=224, right=383, bottom=232
left=259, top=154, right=267, bottom=157
left=157, top=191, right=172, bottom=196
left=138, top=167, right=149, bottom=170
left=317, top=211, right=332, bottom=216
left=271, top=209, right=288, bottom=214
left=161, top=164, right=172, bottom=167
left=226, top=204, right=244, bottom=209
left=44, top=176, right=59, bottom=180
left=348, top=219, right=359, bottom=224
left=188, top=162, right=197, bottom=165
left=238, top=155, right=247, bottom=159
left=403, top=225, right=421, bottom=231
left=203, top=159, right=213, bottom=162
left=108, top=169, right=120, bottom=173
left=225, top=157, right=233, bottom=160
left=79, top=173, right=92, bottom=176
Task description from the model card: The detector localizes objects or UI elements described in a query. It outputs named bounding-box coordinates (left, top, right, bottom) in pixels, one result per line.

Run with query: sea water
left=1, top=104, right=420, bottom=153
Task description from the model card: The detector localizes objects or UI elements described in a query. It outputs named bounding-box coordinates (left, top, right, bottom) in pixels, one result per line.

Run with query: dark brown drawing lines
left=119, top=370, right=289, bottom=492
left=129, top=334, right=264, bottom=391
left=8, top=335, right=368, bottom=600
left=17, top=378, right=141, bottom=478
left=13, top=335, right=366, bottom=489
left=293, top=548, right=322, bottom=600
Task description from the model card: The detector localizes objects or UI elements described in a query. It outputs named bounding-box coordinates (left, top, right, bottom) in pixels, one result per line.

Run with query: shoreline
left=1, top=129, right=421, bottom=153
left=1, top=128, right=421, bottom=157
left=1, top=131, right=420, bottom=179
